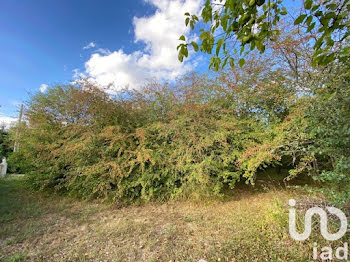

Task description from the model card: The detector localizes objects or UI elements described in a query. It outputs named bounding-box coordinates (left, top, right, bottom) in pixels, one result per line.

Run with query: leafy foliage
left=303, top=61, right=350, bottom=203
left=0, top=128, right=11, bottom=158
left=11, top=28, right=350, bottom=204
left=13, top=64, right=298, bottom=202
left=178, top=0, right=349, bottom=68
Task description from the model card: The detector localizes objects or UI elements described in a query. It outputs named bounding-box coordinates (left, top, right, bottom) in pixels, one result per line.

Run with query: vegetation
left=0, top=2, right=348, bottom=262
left=7, top=27, right=349, bottom=204
left=178, top=0, right=349, bottom=68
left=0, top=2, right=349, bottom=261
left=0, top=1, right=348, bottom=206
left=1, top=175, right=348, bottom=261
left=0, top=128, right=11, bottom=159
left=0, top=0, right=345, bottom=209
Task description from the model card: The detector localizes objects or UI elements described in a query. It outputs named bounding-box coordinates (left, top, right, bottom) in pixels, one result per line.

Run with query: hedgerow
left=11, top=55, right=349, bottom=204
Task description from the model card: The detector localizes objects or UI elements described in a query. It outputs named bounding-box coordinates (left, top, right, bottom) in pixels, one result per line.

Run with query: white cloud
left=85, top=50, right=147, bottom=88
left=95, top=48, right=111, bottom=55
left=0, top=115, right=17, bottom=129
left=40, top=84, right=48, bottom=93
left=83, top=42, right=96, bottom=50
left=81, top=0, right=203, bottom=90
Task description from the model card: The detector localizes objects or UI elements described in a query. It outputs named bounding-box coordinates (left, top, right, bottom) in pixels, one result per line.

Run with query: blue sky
left=0, top=0, right=299, bottom=126
left=0, top=0, right=204, bottom=125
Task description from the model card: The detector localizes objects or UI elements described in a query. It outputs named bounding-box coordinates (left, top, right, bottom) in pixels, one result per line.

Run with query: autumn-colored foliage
left=11, top=37, right=349, bottom=203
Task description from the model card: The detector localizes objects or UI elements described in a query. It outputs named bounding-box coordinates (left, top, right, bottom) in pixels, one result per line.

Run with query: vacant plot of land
left=0, top=175, right=346, bottom=262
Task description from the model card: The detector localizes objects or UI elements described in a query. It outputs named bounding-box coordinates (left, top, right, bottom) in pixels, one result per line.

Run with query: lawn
left=0, top=175, right=347, bottom=261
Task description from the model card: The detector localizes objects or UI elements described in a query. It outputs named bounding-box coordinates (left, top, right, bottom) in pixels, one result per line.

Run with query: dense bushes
left=304, top=62, right=350, bottom=204
left=12, top=55, right=349, bottom=203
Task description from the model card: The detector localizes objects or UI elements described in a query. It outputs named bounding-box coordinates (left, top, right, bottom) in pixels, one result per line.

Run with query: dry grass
left=0, top=175, right=347, bottom=262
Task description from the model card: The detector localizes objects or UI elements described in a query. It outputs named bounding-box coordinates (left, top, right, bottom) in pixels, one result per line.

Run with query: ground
left=0, top=175, right=347, bottom=262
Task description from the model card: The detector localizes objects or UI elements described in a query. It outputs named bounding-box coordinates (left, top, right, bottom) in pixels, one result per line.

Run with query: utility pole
left=14, top=104, right=24, bottom=152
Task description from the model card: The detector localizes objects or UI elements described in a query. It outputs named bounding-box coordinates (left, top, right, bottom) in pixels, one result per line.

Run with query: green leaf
left=256, top=0, right=264, bottom=6
left=240, top=45, right=245, bottom=55
left=222, top=57, right=229, bottom=68
left=216, top=38, right=224, bottom=56
left=178, top=45, right=188, bottom=62
left=190, top=21, right=194, bottom=30
left=179, top=35, right=186, bottom=41
left=314, top=37, right=324, bottom=49
left=229, top=58, right=235, bottom=68
left=304, top=0, right=312, bottom=10
left=183, top=46, right=188, bottom=57
left=191, top=41, right=199, bottom=52
left=239, top=58, right=245, bottom=67
left=305, top=15, right=313, bottom=25
left=214, top=57, right=221, bottom=71
left=280, top=7, right=288, bottom=15
left=307, top=22, right=316, bottom=32
left=202, top=0, right=213, bottom=23
left=178, top=52, right=184, bottom=62
left=327, top=3, right=337, bottom=10
left=242, top=36, right=251, bottom=43
left=294, top=14, right=307, bottom=25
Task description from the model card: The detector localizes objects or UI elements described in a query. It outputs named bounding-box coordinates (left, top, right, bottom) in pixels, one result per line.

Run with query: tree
left=178, top=0, right=349, bottom=69
left=0, top=128, right=11, bottom=158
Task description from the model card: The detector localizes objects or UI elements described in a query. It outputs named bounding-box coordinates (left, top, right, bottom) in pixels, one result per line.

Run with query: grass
left=0, top=175, right=348, bottom=261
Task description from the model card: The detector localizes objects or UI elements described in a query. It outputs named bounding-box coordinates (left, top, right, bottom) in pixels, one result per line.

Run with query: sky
left=0, top=0, right=206, bottom=127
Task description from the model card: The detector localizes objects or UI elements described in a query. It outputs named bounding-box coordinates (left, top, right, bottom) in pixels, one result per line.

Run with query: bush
left=13, top=58, right=349, bottom=204
left=0, top=129, right=11, bottom=159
